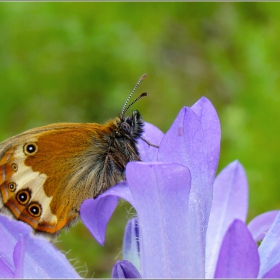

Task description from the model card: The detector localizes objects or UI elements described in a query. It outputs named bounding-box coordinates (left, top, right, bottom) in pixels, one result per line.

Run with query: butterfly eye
left=121, top=122, right=131, bottom=134
left=27, top=202, right=42, bottom=217
left=8, top=182, right=17, bottom=192
left=23, top=143, right=38, bottom=155
left=16, top=189, right=31, bottom=205
left=11, top=163, right=18, bottom=172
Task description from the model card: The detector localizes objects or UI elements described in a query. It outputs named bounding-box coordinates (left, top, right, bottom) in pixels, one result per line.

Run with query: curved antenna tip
left=141, top=73, right=148, bottom=81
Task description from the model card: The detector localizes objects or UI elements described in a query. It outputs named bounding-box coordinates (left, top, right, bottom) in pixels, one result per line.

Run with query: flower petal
left=0, top=214, right=80, bottom=278
left=214, top=219, right=259, bottom=278
left=122, top=218, right=140, bottom=271
left=247, top=210, right=279, bottom=243
left=111, top=260, right=142, bottom=278
left=13, top=234, right=25, bottom=278
left=0, top=258, right=14, bottom=278
left=0, top=214, right=31, bottom=271
left=206, top=161, right=248, bottom=278
left=262, top=262, right=280, bottom=278
left=258, top=212, right=280, bottom=278
left=138, top=122, right=164, bottom=162
left=81, top=195, right=119, bottom=245
left=24, top=234, right=80, bottom=278
left=81, top=181, right=136, bottom=245
left=191, top=97, right=221, bottom=184
left=126, top=162, right=191, bottom=278
left=158, top=106, right=211, bottom=277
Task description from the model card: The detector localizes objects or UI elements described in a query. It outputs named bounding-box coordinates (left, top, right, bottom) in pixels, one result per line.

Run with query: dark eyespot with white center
left=8, top=182, right=17, bottom=192
left=27, top=202, right=42, bottom=217
left=16, top=189, right=31, bottom=205
left=23, top=143, right=38, bottom=156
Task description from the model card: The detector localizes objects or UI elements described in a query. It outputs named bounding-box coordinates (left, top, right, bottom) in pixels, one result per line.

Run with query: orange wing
left=0, top=122, right=123, bottom=234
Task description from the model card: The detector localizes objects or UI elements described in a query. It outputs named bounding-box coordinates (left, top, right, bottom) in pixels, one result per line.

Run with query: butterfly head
left=115, top=74, right=148, bottom=141
left=117, top=110, right=144, bottom=140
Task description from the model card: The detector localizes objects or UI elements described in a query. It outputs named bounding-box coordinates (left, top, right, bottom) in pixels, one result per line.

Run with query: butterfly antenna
left=122, top=92, right=148, bottom=116
left=121, top=74, right=147, bottom=117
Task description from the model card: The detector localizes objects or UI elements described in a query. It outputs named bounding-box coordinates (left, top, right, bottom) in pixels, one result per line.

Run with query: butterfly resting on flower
left=0, top=74, right=156, bottom=235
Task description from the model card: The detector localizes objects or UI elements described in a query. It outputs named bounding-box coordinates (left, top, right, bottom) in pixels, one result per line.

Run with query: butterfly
left=0, top=74, right=156, bottom=235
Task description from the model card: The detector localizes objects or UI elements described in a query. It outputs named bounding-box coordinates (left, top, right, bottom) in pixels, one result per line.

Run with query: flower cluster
left=81, top=97, right=280, bottom=278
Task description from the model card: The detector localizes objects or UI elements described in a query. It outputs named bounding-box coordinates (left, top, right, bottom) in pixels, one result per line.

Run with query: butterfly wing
left=0, top=122, right=124, bottom=234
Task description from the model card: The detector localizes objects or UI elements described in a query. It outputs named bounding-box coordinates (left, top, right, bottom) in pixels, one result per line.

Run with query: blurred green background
left=0, top=2, right=280, bottom=277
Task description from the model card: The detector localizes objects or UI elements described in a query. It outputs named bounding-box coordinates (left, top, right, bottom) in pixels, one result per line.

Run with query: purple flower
left=205, top=160, right=280, bottom=278
left=0, top=214, right=80, bottom=278
left=111, top=260, right=141, bottom=278
left=80, top=97, right=280, bottom=278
